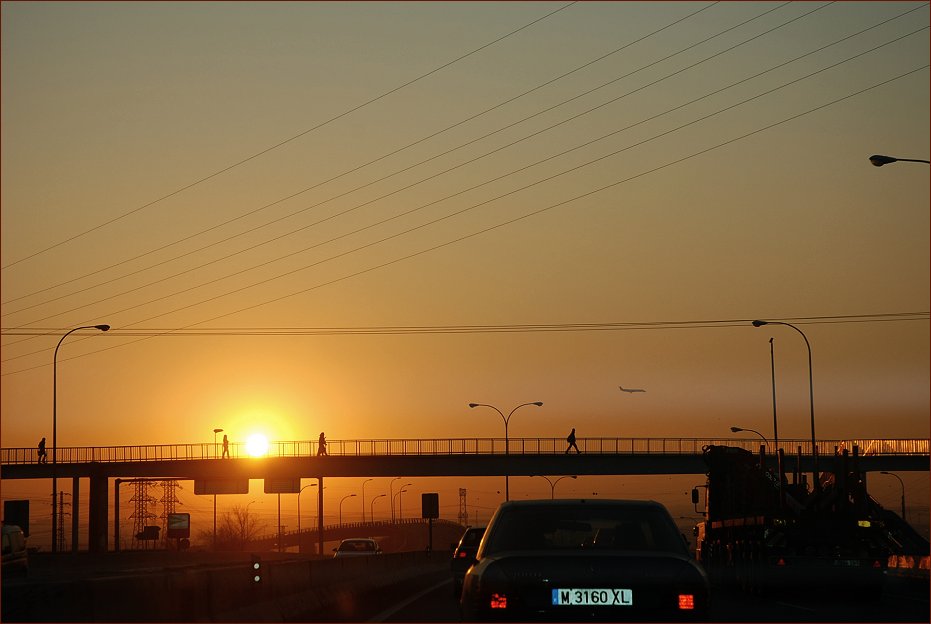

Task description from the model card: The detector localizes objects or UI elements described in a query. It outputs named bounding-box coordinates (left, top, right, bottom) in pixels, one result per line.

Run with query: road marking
left=773, top=600, right=819, bottom=613
left=367, top=577, right=452, bottom=622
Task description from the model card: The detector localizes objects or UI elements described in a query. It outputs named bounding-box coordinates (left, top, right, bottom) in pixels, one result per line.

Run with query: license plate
left=833, top=559, right=861, bottom=567
left=552, top=588, right=633, bottom=606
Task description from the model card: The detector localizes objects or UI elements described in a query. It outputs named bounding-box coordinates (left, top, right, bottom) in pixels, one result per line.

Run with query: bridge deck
left=2, top=436, right=927, bottom=464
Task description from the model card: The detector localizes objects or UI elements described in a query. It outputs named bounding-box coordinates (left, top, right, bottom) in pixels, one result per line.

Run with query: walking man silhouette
left=317, top=432, right=328, bottom=456
left=37, top=437, right=47, bottom=463
left=221, top=434, right=230, bottom=458
left=565, top=428, right=580, bottom=454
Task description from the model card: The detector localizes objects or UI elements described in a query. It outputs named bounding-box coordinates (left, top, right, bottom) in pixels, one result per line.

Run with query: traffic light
left=251, top=554, right=262, bottom=583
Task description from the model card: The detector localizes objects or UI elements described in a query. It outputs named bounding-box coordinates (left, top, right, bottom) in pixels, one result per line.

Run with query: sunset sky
left=2, top=2, right=928, bottom=548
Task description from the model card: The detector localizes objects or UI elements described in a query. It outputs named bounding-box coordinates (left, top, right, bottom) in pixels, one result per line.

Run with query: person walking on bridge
left=37, top=437, right=47, bottom=463
left=565, top=428, right=580, bottom=454
left=317, top=432, right=328, bottom=456
left=221, top=434, right=230, bottom=458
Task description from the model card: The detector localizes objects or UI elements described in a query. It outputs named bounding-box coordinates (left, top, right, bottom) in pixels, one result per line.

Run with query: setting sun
left=245, top=434, right=269, bottom=457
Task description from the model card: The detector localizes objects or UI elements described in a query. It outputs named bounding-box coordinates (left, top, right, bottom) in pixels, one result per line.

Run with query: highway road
left=309, top=570, right=930, bottom=623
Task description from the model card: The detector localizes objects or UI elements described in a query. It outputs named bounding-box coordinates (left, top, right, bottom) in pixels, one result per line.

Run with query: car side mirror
left=691, top=488, right=699, bottom=505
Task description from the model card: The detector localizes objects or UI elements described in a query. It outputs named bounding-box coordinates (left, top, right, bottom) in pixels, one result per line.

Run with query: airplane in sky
left=619, top=385, right=646, bottom=393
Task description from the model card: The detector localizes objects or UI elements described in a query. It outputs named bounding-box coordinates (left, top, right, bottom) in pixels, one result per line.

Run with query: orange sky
left=1, top=1, right=928, bottom=549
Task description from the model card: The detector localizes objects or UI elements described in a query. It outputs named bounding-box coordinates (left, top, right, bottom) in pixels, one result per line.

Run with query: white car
left=332, top=538, right=382, bottom=558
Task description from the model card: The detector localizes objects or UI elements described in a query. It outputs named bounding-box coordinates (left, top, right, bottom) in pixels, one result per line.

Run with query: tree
left=197, top=504, right=267, bottom=551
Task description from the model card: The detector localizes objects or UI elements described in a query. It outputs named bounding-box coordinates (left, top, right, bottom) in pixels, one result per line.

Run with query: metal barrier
left=1, top=437, right=927, bottom=465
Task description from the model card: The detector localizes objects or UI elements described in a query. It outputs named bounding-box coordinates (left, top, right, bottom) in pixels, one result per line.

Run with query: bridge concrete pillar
left=88, top=472, right=109, bottom=553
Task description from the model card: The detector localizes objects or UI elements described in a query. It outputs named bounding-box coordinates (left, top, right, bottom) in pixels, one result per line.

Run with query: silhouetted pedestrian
left=565, top=428, right=580, bottom=454
left=317, top=432, right=328, bottom=456
left=37, top=437, right=47, bottom=463
left=222, top=434, right=230, bottom=458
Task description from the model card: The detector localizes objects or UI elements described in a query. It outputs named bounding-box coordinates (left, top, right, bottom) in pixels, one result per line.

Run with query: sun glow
left=245, top=434, right=269, bottom=457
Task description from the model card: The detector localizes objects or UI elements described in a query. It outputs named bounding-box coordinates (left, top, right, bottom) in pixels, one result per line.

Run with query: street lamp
left=361, top=478, right=373, bottom=523
left=213, top=429, right=224, bottom=457
left=468, top=401, right=543, bottom=501
left=338, top=494, right=357, bottom=525
left=880, top=471, right=907, bottom=521
left=297, top=483, right=318, bottom=535
left=752, top=320, right=819, bottom=489
left=389, top=477, right=402, bottom=522
left=869, top=154, right=930, bottom=167
left=370, top=494, right=386, bottom=522
left=729, top=426, right=768, bottom=451
left=52, top=323, right=109, bottom=553
left=395, top=487, right=411, bottom=521
left=532, top=475, right=577, bottom=499
left=212, top=428, right=224, bottom=548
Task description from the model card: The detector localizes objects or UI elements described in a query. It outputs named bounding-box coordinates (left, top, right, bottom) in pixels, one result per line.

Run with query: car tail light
left=678, top=594, right=694, bottom=610
left=490, top=593, right=508, bottom=609
left=872, top=560, right=882, bottom=568
left=776, top=557, right=786, bottom=566
left=458, top=551, right=468, bottom=558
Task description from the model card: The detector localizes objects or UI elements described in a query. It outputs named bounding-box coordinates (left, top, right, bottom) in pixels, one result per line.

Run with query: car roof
left=495, top=498, right=666, bottom=510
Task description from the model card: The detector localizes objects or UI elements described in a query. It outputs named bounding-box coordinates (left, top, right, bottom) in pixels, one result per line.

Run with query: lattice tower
left=56, top=491, right=71, bottom=551
left=158, top=480, right=182, bottom=544
left=128, top=481, right=157, bottom=549
left=457, top=488, right=469, bottom=526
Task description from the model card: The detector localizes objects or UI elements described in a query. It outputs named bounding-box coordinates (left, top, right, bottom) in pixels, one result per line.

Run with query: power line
left=3, top=312, right=927, bottom=337
left=2, top=60, right=926, bottom=368
left=2, top=1, right=721, bottom=309
left=0, top=1, right=578, bottom=271
left=1, top=31, right=926, bottom=369
left=11, top=25, right=925, bottom=337
left=5, top=2, right=908, bottom=329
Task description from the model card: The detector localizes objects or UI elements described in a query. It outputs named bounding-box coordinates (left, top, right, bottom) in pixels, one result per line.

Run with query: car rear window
left=483, top=505, right=684, bottom=555
left=339, top=540, right=376, bottom=552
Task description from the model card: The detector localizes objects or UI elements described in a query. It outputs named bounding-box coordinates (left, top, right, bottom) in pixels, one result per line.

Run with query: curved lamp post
left=751, top=320, right=818, bottom=490
left=361, top=478, right=373, bottom=523
left=389, top=477, right=402, bottom=522
left=338, top=494, right=357, bottom=526
left=880, top=471, right=907, bottom=521
left=532, top=474, right=578, bottom=499
left=370, top=494, right=386, bottom=522
left=730, top=426, right=768, bottom=451
left=394, top=484, right=412, bottom=521
left=52, top=324, right=109, bottom=553
left=869, top=154, right=930, bottom=167
left=468, top=401, right=543, bottom=501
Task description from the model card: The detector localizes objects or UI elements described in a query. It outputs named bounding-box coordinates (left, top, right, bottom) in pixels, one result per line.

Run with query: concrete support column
left=88, top=472, right=109, bottom=553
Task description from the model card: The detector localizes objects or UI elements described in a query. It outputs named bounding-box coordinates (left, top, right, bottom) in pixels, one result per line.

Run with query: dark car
left=332, top=538, right=381, bottom=558
left=452, top=526, right=486, bottom=596
left=459, top=499, right=709, bottom=622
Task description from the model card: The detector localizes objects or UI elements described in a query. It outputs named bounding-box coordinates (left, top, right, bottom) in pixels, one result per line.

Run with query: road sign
left=422, top=492, right=439, bottom=519
left=166, top=513, right=190, bottom=538
left=194, top=479, right=249, bottom=495
left=264, top=478, right=301, bottom=494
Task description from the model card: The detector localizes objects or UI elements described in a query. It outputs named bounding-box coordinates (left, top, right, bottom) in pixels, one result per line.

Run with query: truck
left=691, top=444, right=927, bottom=598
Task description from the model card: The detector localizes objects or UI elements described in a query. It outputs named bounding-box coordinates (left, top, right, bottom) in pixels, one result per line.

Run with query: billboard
left=194, top=479, right=249, bottom=495
left=167, top=513, right=190, bottom=539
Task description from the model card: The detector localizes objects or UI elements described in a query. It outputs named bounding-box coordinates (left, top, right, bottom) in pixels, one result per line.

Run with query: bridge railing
left=1, top=437, right=927, bottom=464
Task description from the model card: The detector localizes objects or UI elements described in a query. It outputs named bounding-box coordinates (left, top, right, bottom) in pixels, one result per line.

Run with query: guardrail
left=1, top=437, right=927, bottom=465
